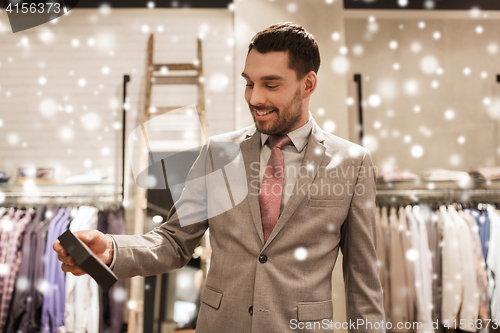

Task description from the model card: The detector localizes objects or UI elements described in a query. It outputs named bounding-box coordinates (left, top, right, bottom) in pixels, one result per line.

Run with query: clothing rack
left=1, top=193, right=124, bottom=214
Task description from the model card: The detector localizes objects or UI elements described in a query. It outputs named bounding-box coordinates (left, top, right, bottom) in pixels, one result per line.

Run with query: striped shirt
left=0, top=209, right=34, bottom=330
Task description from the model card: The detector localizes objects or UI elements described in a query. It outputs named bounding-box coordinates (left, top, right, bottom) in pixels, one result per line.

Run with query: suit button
left=249, top=306, right=253, bottom=316
left=259, top=255, right=267, bottom=263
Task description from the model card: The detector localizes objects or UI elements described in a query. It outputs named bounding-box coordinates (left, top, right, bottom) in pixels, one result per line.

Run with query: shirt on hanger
left=0, top=208, right=35, bottom=330
left=439, top=206, right=463, bottom=326
left=41, top=207, right=72, bottom=333
left=448, top=206, right=479, bottom=329
left=459, top=210, right=490, bottom=321
left=64, top=206, right=99, bottom=333
left=487, top=206, right=500, bottom=321
left=465, top=209, right=490, bottom=264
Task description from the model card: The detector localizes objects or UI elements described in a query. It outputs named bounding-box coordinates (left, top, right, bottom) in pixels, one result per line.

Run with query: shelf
left=2, top=192, right=121, bottom=198
left=0, top=182, right=116, bottom=187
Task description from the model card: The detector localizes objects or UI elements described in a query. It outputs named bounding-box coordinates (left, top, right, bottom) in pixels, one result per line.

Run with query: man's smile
left=253, top=108, right=276, bottom=120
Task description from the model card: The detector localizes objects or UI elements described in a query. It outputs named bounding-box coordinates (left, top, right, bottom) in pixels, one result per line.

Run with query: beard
left=249, top=87, right=303, bottom=135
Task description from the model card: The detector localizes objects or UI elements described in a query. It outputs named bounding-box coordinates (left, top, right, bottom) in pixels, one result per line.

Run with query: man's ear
left=302, top=71, right=318, bottom=98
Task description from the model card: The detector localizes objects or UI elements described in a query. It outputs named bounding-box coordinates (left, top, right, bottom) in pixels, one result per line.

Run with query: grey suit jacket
left=111, top=120, right=385, bottom=332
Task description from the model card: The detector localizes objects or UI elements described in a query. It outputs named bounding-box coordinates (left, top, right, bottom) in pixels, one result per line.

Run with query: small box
left=58, top=229, right=118, bottom=291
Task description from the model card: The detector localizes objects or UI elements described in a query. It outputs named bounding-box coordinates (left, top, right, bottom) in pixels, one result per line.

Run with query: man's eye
left=246, top=84, right=254, bottom=88
left=266, top=85, right=278, bottom=89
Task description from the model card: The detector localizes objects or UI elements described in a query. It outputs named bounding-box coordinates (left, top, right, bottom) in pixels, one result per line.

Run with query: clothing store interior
left=0, top=0, right=499, bottom=332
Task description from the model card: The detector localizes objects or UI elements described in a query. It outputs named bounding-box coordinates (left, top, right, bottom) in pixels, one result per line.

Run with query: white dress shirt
left=65, top=206, right=100, bottom=333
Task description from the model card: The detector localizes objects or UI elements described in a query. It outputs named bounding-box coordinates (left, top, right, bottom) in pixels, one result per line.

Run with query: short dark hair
left=248, top=22, right=320, bottom=79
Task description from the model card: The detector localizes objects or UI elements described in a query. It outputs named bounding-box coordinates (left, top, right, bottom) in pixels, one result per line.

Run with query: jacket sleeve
left=340, top=149, right=386, bottom=332
left=110, top=142, right=211, bottom=280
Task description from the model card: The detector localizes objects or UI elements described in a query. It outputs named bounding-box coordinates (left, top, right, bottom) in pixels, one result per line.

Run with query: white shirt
left=65, top=206, right=100, bottom=333
left=487, top=206, right=500, bottom=321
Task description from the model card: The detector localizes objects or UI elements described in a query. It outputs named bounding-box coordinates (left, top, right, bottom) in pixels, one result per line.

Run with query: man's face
left=242, top=50, right=305, bottom=135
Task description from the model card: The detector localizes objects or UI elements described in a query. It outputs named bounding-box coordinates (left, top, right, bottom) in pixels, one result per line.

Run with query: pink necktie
left=259, top=135, right=291, bottom=243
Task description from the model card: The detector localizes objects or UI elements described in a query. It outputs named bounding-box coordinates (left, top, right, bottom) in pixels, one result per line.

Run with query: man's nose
left=249, top=87, right=266, bottom=106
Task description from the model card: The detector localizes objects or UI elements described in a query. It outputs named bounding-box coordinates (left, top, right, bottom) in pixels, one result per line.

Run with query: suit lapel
left=263, top=121, right=326, bottom=249
left=240, top=126, right=265, bottom=246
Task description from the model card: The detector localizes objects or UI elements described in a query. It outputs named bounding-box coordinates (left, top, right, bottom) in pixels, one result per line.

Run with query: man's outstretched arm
left=54, top=140, right=212, bottom=279
left=53, top=210, right=209, bottom=279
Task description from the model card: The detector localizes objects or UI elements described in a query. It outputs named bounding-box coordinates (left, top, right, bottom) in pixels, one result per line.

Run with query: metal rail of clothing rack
left=1, top=192, right=124, bottom=212
left=376, top=188, right=500, bottom=206
left=2, top=192, right=123, bottom=207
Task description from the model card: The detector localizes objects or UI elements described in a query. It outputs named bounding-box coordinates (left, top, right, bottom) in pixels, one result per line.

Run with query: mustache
left=250, top=104, right=279, bottom=112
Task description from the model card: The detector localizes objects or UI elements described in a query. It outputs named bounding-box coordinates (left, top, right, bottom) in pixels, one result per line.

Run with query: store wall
left=0, top=8, right=234, bottom=188
left=344, top=11, right=500, bottom=175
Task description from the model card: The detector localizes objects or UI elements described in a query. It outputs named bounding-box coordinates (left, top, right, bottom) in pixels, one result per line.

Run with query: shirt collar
left=260, top=113, right=313, bottom=153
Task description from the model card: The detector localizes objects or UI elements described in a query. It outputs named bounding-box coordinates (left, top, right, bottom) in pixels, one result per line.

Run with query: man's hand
left=53, top=229, right=114, bottom=276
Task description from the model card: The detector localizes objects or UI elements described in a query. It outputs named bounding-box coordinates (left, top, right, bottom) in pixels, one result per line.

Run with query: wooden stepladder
left=127, top=33, right=209, bottom=333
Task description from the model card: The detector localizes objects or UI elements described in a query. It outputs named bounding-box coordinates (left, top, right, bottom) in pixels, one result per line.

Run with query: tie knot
left=269, top=135, right=291, bottom=150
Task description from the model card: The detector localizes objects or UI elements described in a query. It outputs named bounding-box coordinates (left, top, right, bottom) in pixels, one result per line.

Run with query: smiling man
left=54, top=22, right=384, bottom=332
